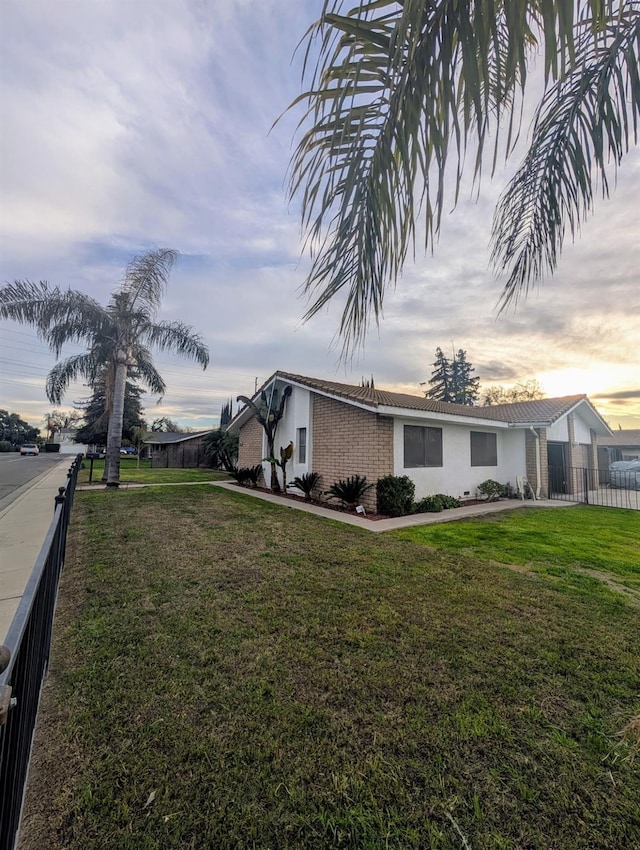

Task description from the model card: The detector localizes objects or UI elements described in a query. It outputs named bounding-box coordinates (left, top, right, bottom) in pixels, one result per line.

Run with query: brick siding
left=238, top=416, right=263, bottom=467
left=525, top=427, right=548, bottom=498
left=311, top=394, right=394, bottom=511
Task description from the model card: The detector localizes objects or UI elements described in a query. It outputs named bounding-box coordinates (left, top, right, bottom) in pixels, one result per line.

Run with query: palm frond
left=287, top=0, right=540, bottom=350
left=122, top=248, right=178, bottom=314
left=287, top=0, right=620, bottom=351
left=492, top=9, right=640, bottom=309
left=0, top=280, right=105, bottom=342
left=45, top=353, right=103, bottom=405
left=44, top=300, right=112, bottom=356
left=144, top=321, right=210, bottom=369
left=131, top=348, right=167, bottom=398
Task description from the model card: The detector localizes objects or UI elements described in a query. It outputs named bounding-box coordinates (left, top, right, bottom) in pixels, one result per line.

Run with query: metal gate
left=548, top=465, right=640, bottom=510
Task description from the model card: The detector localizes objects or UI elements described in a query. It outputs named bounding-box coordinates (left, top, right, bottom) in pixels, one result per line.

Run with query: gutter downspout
left=529, top=427, right=541, bottom=499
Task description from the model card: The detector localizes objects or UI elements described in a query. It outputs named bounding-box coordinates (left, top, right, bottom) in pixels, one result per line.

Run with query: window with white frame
left=404, top=425, right=443, bottom=468
left=297, top=427, right=307, bottom=464
left=470, top=431, right=497, bottom=466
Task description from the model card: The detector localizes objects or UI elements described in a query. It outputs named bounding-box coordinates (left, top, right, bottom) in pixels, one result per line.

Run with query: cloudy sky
left=1, top=0, right=638, bottom=434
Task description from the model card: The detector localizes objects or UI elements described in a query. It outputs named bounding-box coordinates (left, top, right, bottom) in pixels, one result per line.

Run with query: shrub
left=376, top=475, right=415, bottom=517
left=327, top=474, right=373, bottom=508
left=290, top=472, right=321, bottom=501
left=413, top=494, right=461, bottom=513
left=413, top=495, right=444, bottom=513
left=0, top=441, right=13, bottom=452
left=231, top=465, right=263, bottom=487
left=477, top=479, right=503, bottom=501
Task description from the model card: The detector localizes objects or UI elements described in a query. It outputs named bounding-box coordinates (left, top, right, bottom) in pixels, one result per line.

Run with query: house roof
left=597, top=429, right=640, bottom=447
left=143, top=430, right=210, bottom=445
left=229, top=371, right=612, bottom=435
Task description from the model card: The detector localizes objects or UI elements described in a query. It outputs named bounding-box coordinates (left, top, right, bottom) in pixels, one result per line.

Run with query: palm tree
left=287, top=1, right=639, bottom=351
left=0, top=248, right=209, bottom=486
left=236, top=385, right=292, bottom=491
left=202, top=428, right=239, bottom=472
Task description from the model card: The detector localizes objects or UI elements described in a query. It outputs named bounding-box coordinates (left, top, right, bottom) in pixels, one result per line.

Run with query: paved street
left=0, top=453, right=67, bottom=513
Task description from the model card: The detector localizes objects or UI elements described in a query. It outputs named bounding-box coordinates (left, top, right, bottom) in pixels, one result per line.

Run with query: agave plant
left=327, top=474, right=373, bottom=509
left=290, top=471, right=321, bottom=501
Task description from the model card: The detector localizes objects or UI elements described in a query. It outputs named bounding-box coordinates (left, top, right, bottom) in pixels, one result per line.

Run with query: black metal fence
left=0, top=455, right=82, bottom=850
left=548, top=465, right=640, bottom=510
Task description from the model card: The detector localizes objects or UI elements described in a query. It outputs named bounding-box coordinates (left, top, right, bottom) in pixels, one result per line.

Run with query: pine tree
left=451, top=349, right=480, bottom=405
left=425, top=347, right=480, bottom=405
left=75, top=381, right=146, bottom=445
left=425, top=348, right=453, bottom=403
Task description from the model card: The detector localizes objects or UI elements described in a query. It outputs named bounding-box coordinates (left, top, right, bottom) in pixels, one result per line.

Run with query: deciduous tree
left=482, top=380, right=545, bottom=405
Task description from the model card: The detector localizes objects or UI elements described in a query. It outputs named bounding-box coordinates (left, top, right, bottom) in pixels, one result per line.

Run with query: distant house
left=52, top=428, right=88, bottom=455
left=228, top=372, right=612, bottom=511
left=597, top=430, right=640, bottom=479
left=143, top=431, right=211, bottom=468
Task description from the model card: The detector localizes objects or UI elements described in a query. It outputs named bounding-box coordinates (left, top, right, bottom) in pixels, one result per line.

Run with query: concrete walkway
left=0, top=460, right=71, bottom=641
left=208, top=481, right=578, bottom=532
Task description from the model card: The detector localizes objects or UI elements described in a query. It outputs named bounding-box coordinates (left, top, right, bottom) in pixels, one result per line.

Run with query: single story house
left=143, top=430, right=211, bottom=468
left=597, top=429, right=640, bottom=463
left=228, top=372, right=613, bottom=511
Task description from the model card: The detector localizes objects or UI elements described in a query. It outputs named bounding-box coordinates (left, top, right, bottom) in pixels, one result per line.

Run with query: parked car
left=609, top=460, right=640, bottom=490
left=20, top=443, right=40, bottom=456
left=120, top=447, right=136, bottom=454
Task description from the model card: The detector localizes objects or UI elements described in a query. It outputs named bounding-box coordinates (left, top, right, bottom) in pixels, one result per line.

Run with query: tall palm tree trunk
left=105, top=355, right=128, bottom=486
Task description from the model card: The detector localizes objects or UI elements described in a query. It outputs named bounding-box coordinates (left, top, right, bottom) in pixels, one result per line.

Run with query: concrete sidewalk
left=0, top=459, right=72, bottom=641
left=210, top=481, right=577, bottom=532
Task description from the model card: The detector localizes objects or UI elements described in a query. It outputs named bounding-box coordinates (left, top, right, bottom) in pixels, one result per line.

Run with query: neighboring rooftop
left=143, top=430, right=210, bottom=445
left=597, top=429, right=640, bottom=447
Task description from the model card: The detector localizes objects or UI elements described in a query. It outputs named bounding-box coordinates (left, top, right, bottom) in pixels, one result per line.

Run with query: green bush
left=0, top=441, right=13, bottom=452
left=327, top=474, right=373, bottom=508
left=413, top=495, right=444, bottom=513
left=376, top=475, right=415, bottom=517
left=477, top=479, right=503, bottom=501
left=413, top=494, right=461, bottom=513
left=290, top=472, right=321, bottom=501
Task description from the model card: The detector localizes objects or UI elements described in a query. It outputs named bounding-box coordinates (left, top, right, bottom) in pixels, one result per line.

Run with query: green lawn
left=78, top=457, right=230, bottom=485
left=395, top=506, right=640, bottom=593
left=21, top=491, right=640, bottom=849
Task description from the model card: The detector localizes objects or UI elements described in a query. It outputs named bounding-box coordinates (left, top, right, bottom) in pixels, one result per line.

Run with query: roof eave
left=378, top=405, right=512, bottom=428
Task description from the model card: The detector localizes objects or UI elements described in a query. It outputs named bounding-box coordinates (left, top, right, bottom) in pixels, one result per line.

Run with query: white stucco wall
left=547, top=409, right=592, bottom=445
left=547, top=419, right=569, bottom=441
left=392, top=418, right=526, bottom=499
left=267, top=383, right=311, bottom=487
left=572, top=412, right=592, bottom=444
